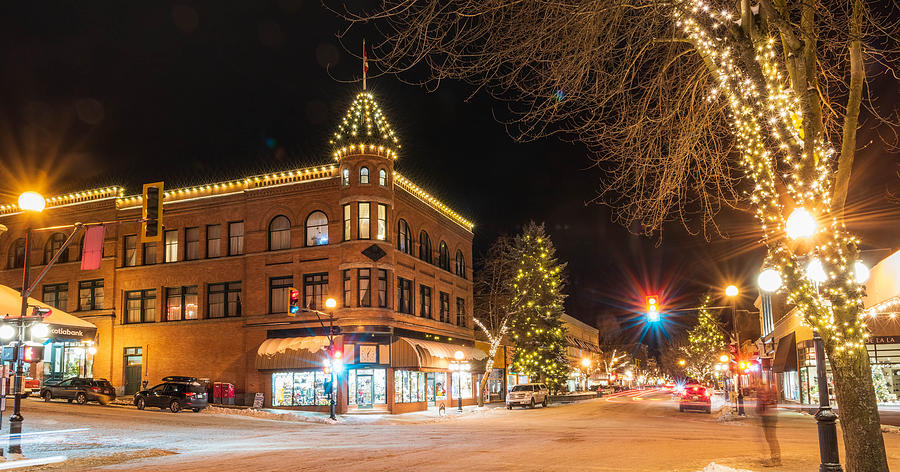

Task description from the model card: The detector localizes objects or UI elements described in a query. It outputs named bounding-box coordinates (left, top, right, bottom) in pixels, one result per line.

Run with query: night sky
left=1, top=2, right=897, bottom=344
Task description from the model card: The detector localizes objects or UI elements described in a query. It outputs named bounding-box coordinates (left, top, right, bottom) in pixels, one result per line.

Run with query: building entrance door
left=356, top=374, right=374, bottom=408
left=426, top=373, right=435, bottom=405
left=124, top=347, right=143, bottom=395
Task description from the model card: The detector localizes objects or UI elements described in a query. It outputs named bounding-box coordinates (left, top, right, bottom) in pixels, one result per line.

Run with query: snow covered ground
left=3, top=390, right=900, bottom=471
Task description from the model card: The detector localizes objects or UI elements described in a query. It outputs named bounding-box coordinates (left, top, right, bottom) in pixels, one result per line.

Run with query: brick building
left=0, top=91, right=483, bottom=413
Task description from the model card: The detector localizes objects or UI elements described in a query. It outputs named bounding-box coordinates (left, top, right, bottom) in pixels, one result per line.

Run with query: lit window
left=185, top=227, right=200, bottom=260
left=124, top=235, right=137, bottom=267
left=358, top=203, right=370, bottom=239
left=378, top=169, right=387, bottom=186
left=164, top=230, right=178, bottom=263
left=341, top=168, right=350, bottom=186
left=305, top=211, right=329, bottom=246
left=377, top=204, right=387, bottom=241
left=269, top=215, right=291, bottom=250
left=342, top=205, right=351, bottom=241
left=360, top=166, right=370, bottom=184
left=397, top=220, right=411, bottom=254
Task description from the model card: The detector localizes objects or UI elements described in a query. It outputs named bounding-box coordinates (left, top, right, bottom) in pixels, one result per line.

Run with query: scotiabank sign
left=48, top=325, right=97, bottom=341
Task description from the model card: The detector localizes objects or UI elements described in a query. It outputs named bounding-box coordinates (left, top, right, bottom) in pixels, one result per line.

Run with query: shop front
left=391, top=336, right=486, bottom=413
left=257, top=335, right=344, bottom=412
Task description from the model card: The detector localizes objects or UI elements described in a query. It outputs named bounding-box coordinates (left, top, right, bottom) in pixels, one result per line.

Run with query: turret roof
left=329, top=91, right=400, bottom=161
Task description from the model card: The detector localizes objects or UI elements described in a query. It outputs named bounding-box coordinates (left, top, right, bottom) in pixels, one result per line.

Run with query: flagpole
left=362, top=39, right=367, bottom=91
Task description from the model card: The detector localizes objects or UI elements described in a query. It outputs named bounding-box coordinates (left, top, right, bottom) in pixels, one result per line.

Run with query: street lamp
left=719, top=354, right=729, bottom=363
left=450, top=350, right=469, bottom=412
left=10, top=191, right=45, bottom=423
left=725, top=284, right=744, bottom=416
left=854, top=261, right=869, bottom=284
left=324, top=297, right=338, bottom=420
left=581, top=358, right=591, bottom=391
left=785, top=207, right=816, bottom=239
left=758, top=268, right=782, bottom=293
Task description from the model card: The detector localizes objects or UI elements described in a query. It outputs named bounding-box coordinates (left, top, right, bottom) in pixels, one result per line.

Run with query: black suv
left=40, top=378, right=116, bottom=405
left=134, top=376, right=208, bottom=413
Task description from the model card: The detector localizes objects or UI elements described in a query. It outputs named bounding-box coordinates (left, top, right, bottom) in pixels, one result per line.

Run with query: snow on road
left=4, top=391, right=900, bottom=471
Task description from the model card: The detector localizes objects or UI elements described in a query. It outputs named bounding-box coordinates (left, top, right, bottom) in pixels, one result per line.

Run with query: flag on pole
left=363, top=39, right=368, bottom=90
left=80, top=225, right=105, bottom=270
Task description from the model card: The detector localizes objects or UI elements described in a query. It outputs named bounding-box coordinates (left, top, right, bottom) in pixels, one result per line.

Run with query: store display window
left=272, top=371, right=329, bottom=406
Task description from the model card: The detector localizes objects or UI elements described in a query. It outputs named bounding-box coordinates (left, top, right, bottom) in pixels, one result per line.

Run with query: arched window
left=268, top=215, right=291, bottom=250
left=398, top=219, right=412, bottom=254
left=45, top=233, right=69, bottom=264
left=305, top=211, right=329, bottom=246
left=378, top=169, right=387, bottom=186
left=439, top=241, right=450, bottom=271
left=8, top=239, right=25, bottom=269
left=419, top=230, right=432, bottom=263
left=456, top=250, right=466, bottom=279
left=341, top=168, right=350, bottom=186
left=360, top=166, right=370, bottom=184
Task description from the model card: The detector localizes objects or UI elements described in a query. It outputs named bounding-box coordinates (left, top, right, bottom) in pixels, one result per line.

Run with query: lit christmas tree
left=681, top=293, right=727, bottom=384
left=509, top=222, right=569, bottom=392
left=871, top=366, right=896, bottom=404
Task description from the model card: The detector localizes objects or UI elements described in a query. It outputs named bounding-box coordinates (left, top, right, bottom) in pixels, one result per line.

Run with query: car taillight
left=184, top=392, right=195, bottom=397
left=90, top=387, right=100, bottom=392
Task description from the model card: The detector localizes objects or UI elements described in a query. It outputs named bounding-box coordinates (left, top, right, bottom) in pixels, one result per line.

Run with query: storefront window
left=272, top=371, right=329, bottom=406
left=451, top=371, right=474, bottom=398
left=394, top=370, right=425, bottom=403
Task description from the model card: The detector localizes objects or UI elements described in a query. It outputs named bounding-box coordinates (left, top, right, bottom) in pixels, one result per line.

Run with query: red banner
left=80, top=225, right=105, bottom=270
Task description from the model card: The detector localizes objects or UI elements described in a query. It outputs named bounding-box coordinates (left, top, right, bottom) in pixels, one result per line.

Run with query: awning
left=0, top=284, right=97, bottom=341
left=255, top=336, right=331, bottom=370
left=772, top=332, right=798, bottom=373
left=393, top=337, right=487, bottom=369
left=565, top=335, right=600, bottom=353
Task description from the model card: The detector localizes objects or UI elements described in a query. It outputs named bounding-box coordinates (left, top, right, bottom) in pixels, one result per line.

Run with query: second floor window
left=304, top=272, right=328, bottom=311
left=166, top=286, right=199, bottom=321
left=398, top=277, right=412, bottom=314
left=164, top=230, right=178, bottom=263
left=419, top=231, right=432, bottom=263
left=42, top=283, right=68, bottom=310
left=125, top=289, right=156, bottom=324
left=8, top=239, right=25, bottom=269
left=206, top=224, right=221, bottom=258
left=378, top=169, right=387, bottom=186
left=185, top=227, right=200, bottom=260
left=377, top=269, right=388, bottom=308
left=456, top=250, right=466, bottom=279
left=269, top=215, right=291, bottom=250
left=143, top=243, right=156, bottom=265
left=456, top=297, right=466, bottom=327
left=306, top=211, right=329, bottom=246
left=377, top=204, right=387, bottom=241
left=45, top=233, right=68, bottom=264
left=124, top=235, right=137, bottom=267
left=439, top=242, right=450, bottom=271
left=358, top=203, right=370, bottom=239
left=440, top=292, right=450, bottom=323
left=229, top=221, right=244, bottom=255
left=358, top=269, right=371, bottom=307
left=270, top=276, right=293, bottom=313
left=208, top=282, right=241, bottom=318
left=420, top=285, right=432, bottom=319
left=342, top=205, right=351, bottom=241
left=78, top=279, right=104, bottom=311
left=343, top=270, right=351, bottom=308
left=397, top=220, right=411, bottom=254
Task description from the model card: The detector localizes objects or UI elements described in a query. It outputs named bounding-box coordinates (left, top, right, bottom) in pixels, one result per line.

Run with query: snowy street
left=1, top=390, right=899, bottom=471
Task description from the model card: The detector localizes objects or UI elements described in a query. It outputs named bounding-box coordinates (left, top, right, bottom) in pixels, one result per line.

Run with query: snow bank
left=257, top=336, right=329, bottom=357
left=882, top=424, right=900, bottom=434
left=699, top=463, right=754, bottom=472
left=201, top=405, right=338, bottom=424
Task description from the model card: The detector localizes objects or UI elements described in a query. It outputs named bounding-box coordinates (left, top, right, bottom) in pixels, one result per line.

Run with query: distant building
left=0, top=90, right=482, bottom=413
left=561, top=314, right=600, bottom=391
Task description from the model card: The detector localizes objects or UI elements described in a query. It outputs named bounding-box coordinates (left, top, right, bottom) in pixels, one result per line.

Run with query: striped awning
left=393, top=337, right=487, bottom=369
left=255, top=336, right=331, bottom=370
left=565, top=336, right=600, bottom=353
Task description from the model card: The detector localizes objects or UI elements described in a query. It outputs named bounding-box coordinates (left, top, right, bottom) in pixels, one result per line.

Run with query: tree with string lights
left=680, top=294, right=727, bottom=384
left=342, top=0, right=898, bottom=467
left=507, top=223, right=569, bottom=393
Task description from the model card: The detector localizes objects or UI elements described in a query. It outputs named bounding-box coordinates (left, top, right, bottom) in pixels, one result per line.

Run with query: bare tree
left=472, top=235, right=520, bottom=406
left=339, top=0, right=899, bottom=467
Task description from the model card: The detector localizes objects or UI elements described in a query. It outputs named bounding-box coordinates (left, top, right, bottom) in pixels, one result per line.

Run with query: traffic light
left=287, top=288, right=301, bottom=315
left=141, top=182, right=164, bottom=243
left=645, top=295, right=660, bottom=322
left=23, top=345, right=43, bottom=363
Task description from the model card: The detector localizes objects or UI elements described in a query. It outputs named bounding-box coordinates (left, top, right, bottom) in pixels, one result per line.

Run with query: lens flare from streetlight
left=758, top=269, right=782, bottom=292
left=581, top=358, right=591, bottom=368
left=0, top=325, right=14, bottom=340
left=785, top=208, right=816, bottom=239
left=30, top=323, right=49, bottom=339
left=719, top=354, right=729, bottom=363
left=725, top=285, right=739, bottom=297
left=324, top=298, right=337, bottom=309
left=454, top=350, right=464, bottom=361
left=18, top=191, right=45, bottom=212
left=806, top=258, right=827, bottom=283
left=854, top=261, right=869, bottom=284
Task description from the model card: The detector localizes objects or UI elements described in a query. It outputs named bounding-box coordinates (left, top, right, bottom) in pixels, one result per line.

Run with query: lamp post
left=10, top=192, right=45, bottom=423
left=725, top=284, right=744, bottom=416
left=581, top=358, right=591, bottom=391
left=324, top=297, right=338, bottom=421
left=450, top=350, right=469, bottom=412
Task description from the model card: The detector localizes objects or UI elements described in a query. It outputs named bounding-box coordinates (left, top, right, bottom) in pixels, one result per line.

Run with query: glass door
left=356, top=374, right=374, bottom=408
left=426, top=373, right=435, bottom=405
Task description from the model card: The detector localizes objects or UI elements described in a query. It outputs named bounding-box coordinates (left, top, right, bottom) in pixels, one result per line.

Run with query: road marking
left=0, top=456, right=66, bottom=469
left=7, top=428, right=89, bottom=439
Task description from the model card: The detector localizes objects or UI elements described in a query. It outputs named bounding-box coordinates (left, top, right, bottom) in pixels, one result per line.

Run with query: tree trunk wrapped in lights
left=343, top=0, right=898, bottom=467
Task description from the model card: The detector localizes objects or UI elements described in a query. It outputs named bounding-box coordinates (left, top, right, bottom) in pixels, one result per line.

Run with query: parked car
left=133, top=376, right=208, bottom=413
left=678, top=383, right=712, bottom=413
left=506, top=383, right=550, bottom=409
left=40, top=378, right=116, bottom=405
